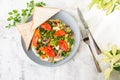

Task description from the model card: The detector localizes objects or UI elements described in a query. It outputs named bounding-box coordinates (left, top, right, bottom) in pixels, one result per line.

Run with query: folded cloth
left=85, top=10, right=120, bottom=80
left=89, top=11, right=120, bottom=50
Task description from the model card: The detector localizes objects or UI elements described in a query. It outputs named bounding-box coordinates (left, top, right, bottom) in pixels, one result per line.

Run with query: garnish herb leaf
left=6, top=0, right=46, bottom=28
left=35, top=2, right=46, bottom=7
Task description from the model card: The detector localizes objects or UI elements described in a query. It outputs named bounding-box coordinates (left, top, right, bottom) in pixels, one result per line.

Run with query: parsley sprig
left=6, top=0, right=46, bottom=28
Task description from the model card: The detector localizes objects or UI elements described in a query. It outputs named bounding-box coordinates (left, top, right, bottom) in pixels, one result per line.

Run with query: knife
left=77, top=8, right=102, bottom=72
left=77, top=8, right=102, bottom=54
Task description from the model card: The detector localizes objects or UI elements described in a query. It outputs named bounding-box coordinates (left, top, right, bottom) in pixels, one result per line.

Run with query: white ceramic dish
left=21, top=10, right=81, bottom=67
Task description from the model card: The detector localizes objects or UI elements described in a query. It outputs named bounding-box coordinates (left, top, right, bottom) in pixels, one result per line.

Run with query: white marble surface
left=0, top=0, right=120, bottom=80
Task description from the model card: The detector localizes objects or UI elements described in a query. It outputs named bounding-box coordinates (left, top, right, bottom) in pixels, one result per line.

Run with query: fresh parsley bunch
left=6, top=0, right=46, bottom=28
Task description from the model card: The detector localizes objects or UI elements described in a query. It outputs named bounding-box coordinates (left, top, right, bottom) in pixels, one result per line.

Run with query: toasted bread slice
left=17, top=7, right=60, bottom=50
left=31, top=7, right=60, bottom=31
left=17, top=21, right=34, bottom=50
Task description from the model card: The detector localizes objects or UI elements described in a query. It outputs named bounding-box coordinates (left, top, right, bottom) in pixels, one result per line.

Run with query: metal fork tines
left=81, top=30, right=102, bottom=72
left=77, top=8, right=102, bottom=72
left=77, top=8, right=102, bottom=54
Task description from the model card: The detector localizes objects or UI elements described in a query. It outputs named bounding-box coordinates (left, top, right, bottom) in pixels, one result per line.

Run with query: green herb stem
left=6, top=0, right=46, bottom=28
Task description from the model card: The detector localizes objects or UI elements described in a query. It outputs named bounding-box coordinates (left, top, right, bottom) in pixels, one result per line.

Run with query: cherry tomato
left=32, top=28, right=41, bottom=47
left=55, top=30, right=66, bottom=37
left=41, top=22, right=52, bottom=31
left=45, top=46, right=55, bottom=57
left=32, top=35, right=40, bottom=47
left=58, top=40, right=68, bottom=51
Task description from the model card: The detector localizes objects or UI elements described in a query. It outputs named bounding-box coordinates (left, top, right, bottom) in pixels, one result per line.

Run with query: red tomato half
left=58, top=40, right=68, bottom=51
left=32, top=35, right=40, bottom=47
left=32, top=29, right=40, bottom=47
left=55, top=30, right=66, bottom=37
left=45, top=46, right=55, bottom=57
left=41, top=22, right=52, bottom=31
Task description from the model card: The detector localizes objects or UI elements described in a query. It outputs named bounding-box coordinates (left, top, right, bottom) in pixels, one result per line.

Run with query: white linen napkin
left=85, top=8, right=120, bottom=51
left=93, top=12, right=120, bottom=50
left=85, top=8, right=120, bottom=80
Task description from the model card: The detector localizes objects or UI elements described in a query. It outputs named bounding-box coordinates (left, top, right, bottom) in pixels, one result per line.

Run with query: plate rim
left=21, top=10, right=81, bottom=67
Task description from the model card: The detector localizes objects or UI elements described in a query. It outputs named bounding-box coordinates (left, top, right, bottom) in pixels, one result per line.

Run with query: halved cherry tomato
left=32, top=29, right=40, bottom=46
left=55, top=30, right=66, bottom=37
left=45, top=46, right=55, bottom=57
left=41, top=22, right=51, bottom=31
left=32, top=35, right=40, bottom=46
left=58, top=40, right=68, bottom=51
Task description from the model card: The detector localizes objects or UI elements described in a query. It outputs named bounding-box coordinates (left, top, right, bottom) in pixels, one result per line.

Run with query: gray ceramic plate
left=21, top=10, right=81, bottom=67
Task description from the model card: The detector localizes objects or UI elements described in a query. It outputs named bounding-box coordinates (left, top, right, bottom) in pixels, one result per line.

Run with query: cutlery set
left=77, top=8, right=102, bottom=72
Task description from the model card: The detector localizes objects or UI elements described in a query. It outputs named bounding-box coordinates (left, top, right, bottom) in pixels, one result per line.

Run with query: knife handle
left=88, top=45, right=102, bottom=72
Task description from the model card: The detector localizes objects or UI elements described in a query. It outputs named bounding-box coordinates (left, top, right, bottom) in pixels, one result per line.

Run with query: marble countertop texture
left=0, top=0, right=120, bottom=80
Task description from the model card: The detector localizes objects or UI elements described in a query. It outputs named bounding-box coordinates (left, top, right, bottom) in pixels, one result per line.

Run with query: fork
left=81, top=29, right=102, bottom=72
left=77, top=8, right=102, bottom=54
left=88, top=30, right=102, bottom=54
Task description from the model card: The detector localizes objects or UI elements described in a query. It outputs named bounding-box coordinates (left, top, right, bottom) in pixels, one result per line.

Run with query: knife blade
left=77, top=8, right=89, bottom=29
left=77, top=8, right=102, bottom=54
left=77, top=8, right=102, bottom=72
